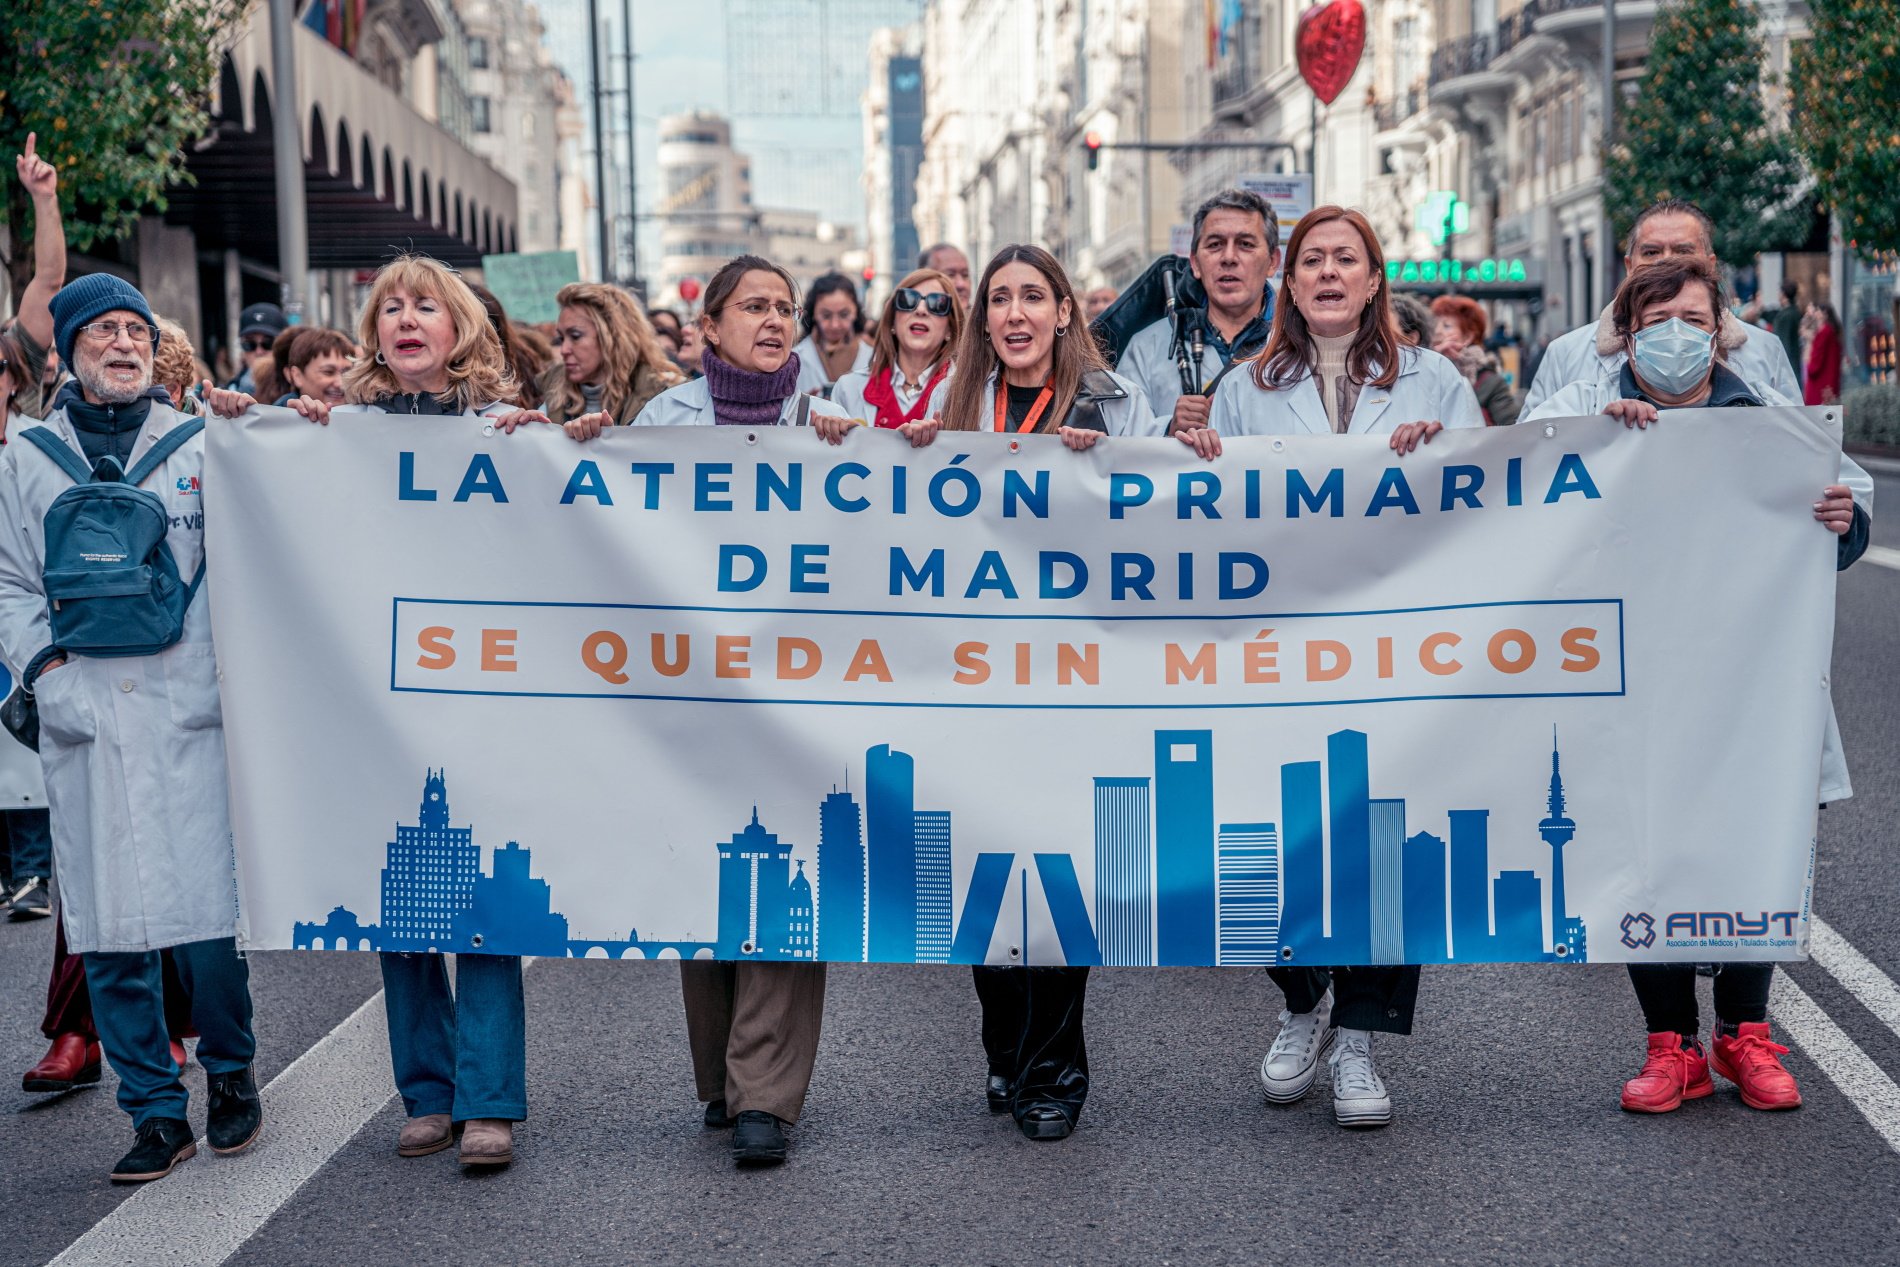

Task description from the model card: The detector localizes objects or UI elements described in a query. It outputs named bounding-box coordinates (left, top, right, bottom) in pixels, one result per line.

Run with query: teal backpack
left=17, top=419, right=206, bottom=658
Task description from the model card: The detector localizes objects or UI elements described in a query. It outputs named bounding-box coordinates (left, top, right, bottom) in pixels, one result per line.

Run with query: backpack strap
left=125, top=417, right=205, bottom=487
left=16, top=427, right=95, bottom=486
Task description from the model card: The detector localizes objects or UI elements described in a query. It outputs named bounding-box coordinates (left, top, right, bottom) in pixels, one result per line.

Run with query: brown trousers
left=679, top=960, right=826, bottom=1123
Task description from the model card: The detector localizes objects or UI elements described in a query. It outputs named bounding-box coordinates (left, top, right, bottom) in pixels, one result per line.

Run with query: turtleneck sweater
left=1311, top=329, right=1358, bottom=434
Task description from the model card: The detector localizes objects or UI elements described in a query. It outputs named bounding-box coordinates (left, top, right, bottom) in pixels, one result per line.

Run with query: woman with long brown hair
left=539, top=282, right=683, bottom=429
left=939, top=245, right=1149, bottom=1145
left=1202, top=207, right=1480, bottom=1130
left=830, top=267, right=961, bottom=427
left=938, top=244, right=1154, bottom=444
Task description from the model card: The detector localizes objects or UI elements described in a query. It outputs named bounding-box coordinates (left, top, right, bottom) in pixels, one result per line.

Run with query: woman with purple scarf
left=631, top=256, right=849, bottom=433
left=631, top=256, right=843, bottom=1169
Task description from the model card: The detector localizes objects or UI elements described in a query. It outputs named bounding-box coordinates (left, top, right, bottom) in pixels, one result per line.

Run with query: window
left=471, top=96, right=492, bottom=133
left=468, top=36, right=489, bottom=68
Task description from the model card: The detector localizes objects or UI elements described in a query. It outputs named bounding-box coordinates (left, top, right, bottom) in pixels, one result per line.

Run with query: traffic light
left=861, top=265, right=875, bottom=284
left=1084, top=131, right=1103, bottom=171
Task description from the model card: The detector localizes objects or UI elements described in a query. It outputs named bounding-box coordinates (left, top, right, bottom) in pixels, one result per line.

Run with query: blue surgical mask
left=1630, top=317, right=1715, bottom=396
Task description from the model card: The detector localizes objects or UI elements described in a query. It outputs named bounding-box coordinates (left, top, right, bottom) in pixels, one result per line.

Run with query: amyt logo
left=176, top=475, right=201, bottom=495
left=1620, top=911, right=1656, bottom=950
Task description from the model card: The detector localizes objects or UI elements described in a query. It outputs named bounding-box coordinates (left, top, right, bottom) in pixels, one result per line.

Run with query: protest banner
left=206, top=408, right=1843, bottom=967
left=478, top=250, right=581, bottom=324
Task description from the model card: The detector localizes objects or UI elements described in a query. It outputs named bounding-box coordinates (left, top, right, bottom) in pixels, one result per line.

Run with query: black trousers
left=972, top=966, right=1089, bottom=1124
left=1627, top=962, right=1773, bottom=1037
left=1269, top=965, right=1420, bottom=1036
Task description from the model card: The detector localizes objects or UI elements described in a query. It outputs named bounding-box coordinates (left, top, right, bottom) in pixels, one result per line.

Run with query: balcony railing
left=1428, top=33, right=1495, bottom=89
left=1373, top=88, right=1424, bottom=132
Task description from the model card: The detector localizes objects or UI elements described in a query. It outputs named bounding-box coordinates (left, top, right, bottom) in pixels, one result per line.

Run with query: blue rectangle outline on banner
left=386, top=595, right=1627, bottom=709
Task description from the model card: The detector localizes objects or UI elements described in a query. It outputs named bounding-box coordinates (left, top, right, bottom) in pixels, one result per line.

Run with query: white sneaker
left=1259, top=987, right=1336, bottom=1103
left=1329, top=1028, right=1393, bottom=1128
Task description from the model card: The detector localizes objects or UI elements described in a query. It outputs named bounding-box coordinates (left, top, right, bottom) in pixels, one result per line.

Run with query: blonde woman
left=205, top=256, right=547, bottom=1171
left=540, top=282, right=683, bottom=427
left=151, top=319, right=205, bottom=414
left=830, top=268, right=961, bottom=428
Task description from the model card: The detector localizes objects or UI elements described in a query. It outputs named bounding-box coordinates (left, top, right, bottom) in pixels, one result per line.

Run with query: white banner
left=207, top=407, right=1843, bottom=967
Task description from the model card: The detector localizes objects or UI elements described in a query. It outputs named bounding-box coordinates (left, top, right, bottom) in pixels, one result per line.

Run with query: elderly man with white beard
left=0, top=273, right=260, bottom=1184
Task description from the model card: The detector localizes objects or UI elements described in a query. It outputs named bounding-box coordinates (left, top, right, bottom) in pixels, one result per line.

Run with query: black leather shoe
left=731, top=1110, right=788, bottom=1166
left=206, top=1066, right=263, bottom=1154
left=112, top=1117, right=197, bottom=1182
left=703, top=1098, right=736, bottom=1129
left=1016, top=1101, right=1076, bottom=1141
left=986, top=1075, right=1011, bottom=1114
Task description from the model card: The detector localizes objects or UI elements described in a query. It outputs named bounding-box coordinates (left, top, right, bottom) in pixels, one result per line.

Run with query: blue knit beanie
left=50, top=273, right=156, bottom=366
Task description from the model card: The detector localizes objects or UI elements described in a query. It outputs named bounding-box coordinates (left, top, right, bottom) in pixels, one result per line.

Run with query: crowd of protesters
left=0, top=127, right=1871, bottom=1184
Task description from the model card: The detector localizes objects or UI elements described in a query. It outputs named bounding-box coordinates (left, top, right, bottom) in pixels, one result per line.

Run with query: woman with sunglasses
left=830, top=269, right=962, bottom=428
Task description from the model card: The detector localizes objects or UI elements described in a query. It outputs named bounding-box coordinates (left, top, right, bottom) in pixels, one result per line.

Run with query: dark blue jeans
left=380, top=952, right=526, bottom=1122
left=84, top=936, right=254, bottom=1126
left=5, top=808, right=51, bottom=883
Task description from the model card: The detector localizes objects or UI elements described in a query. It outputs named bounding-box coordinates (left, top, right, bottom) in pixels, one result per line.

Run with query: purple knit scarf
left=702, top=349, right=801, bottom=426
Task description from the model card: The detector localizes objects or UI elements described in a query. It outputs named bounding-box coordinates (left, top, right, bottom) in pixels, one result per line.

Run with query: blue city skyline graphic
left=292, top=728, right=1589, bottom=967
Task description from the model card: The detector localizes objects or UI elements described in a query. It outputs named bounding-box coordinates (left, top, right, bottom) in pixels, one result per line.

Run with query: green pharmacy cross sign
left=1415, top=191, right=1470, bottom=246
left=1388, top=257, right=1532, bottom=285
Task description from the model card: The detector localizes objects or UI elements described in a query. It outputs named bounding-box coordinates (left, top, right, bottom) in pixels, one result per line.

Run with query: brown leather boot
left=458, top=1118, right=513, bottom=1168
left=396, top=1113, right=456, bottom=1157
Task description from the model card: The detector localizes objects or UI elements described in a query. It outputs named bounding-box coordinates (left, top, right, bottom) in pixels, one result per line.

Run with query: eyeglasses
left=894, top=288, right=954, bottom=318
left=242, top=337, right=274, bottom=353
left=732, top=299, right=798, bottom=321
left=78, top=321, right=158, bottom=345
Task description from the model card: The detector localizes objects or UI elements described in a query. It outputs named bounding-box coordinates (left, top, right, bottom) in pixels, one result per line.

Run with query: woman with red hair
left=1430, top=294, right=1520, bottom=425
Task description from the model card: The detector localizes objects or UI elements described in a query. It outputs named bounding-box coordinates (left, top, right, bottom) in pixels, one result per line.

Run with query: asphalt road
left=4, top=465, right=1898, bottom=1267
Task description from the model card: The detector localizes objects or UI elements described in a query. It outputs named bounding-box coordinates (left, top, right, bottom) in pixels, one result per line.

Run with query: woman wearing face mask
left=539, top=282, right=683, bottom=429
left=272, top=328, right=354, bottom=408
left=1198, top=208, right=1482, bottom=1131
left=829, top=268, right=961, bottom=428
left=935, top=245, right=1151, bottom=1145
left=791, top=272, right=872, bottom=398
left=628, top=256, right=845, bottom=1169
left=1526, top=260, right=1869, bottom=1120
left=207, top=256, right=548, bottom=1170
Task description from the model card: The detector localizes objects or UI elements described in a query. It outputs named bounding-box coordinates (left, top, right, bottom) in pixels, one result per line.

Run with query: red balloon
left=679, top=277, right=701, bottom=302
left=1296, top=0, right=1367, bottom=106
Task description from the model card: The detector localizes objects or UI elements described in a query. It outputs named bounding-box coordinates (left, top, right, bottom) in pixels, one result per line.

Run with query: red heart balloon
left=1296, top=0, right=1367, bottom=106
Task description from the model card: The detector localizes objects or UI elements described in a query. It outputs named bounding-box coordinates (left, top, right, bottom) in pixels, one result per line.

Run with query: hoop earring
left=374, top=350, right=386, bottom=365
left=1056, top=325, right=1068, bottom=337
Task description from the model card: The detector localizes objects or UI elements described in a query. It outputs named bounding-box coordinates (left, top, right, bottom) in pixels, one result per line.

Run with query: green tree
left=1602, top=0, right=1811, bottom=263
left=1792, top=0, right=1900, bottom=250
left=0, top=0, right=241, bottom=300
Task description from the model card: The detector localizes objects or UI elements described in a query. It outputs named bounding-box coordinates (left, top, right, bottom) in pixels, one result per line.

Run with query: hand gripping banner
left=206, top=407, right=1844, bottom=967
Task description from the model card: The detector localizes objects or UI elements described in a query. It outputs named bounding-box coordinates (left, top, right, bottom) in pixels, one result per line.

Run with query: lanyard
left=994, top=381, right=1055, bottom=434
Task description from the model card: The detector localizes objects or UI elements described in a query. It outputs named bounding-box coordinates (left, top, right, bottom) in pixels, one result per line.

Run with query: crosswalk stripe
left=1863, top=544, right=1900, bottom=572
left=47, top=989, right=397, bottom=1267
left=1771, top=973, right=1900, bottom=1155
left=1810, top=916, right=1900, bottom=1043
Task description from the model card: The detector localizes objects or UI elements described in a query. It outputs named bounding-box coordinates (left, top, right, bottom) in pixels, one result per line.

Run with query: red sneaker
left=1712, top=1022, right=1803, bottom=1110
left=1621, top=1031, right=1714, bottom=1113
left=23, top=1033, right=103, bottom=1093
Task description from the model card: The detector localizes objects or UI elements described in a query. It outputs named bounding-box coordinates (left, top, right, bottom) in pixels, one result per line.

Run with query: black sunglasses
left=242, top=337, right=274, bottom=353
left=893, top=288, right=953, bottom=318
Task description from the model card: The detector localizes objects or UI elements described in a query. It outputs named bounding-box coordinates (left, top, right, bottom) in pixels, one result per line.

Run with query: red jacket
left=1805, top=322, right=1842, bottom=405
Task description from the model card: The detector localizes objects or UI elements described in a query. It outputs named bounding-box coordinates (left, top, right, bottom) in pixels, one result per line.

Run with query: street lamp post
left=267, top=0, right=308, bottom=321
left=1599, top=0, right=1617, bottom=308
left=621, top=0, right=637, bottom=289
left=587, top=0, right=610, bottom=281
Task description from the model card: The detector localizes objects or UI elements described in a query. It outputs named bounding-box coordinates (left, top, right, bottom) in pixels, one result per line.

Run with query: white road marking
left=1862, top=544, right=1900, bottom=572
left=48, top=990, right=396, bottom=1267
left=1771, top=972, right=1900, bottom=1155
left=1811, top=916, right=1900, bottom=1043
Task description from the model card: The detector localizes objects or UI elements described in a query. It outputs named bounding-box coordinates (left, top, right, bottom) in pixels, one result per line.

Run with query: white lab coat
left=1208, top=343, right=1485, bottom=436
left=1521, top=307, right=1799, bottom=416
left=974, top=368, right=1160, bottom=437
left=830, top=365, right=955, bottom=426
left=630, top=377, right=849, bottom=427
left=791, top=336, right=872, bottom=397
left=0, top=402, right=231, bottom=952
left=1524, top=363, right=1869, bottom=803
